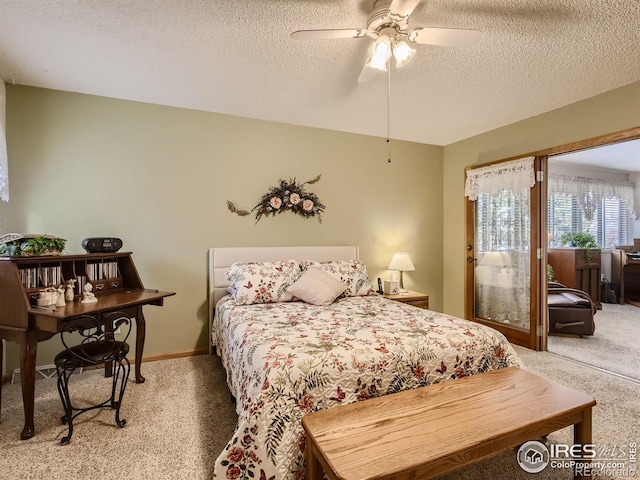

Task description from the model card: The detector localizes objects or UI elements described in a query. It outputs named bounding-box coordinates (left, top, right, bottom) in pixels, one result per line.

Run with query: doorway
left=464, top=126, right=640, bottom=353
left=546, top=137, right=640, bottom=381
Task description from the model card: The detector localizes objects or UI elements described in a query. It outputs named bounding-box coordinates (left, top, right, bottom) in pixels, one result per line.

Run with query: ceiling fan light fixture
left=367, top=35, right=392, bottom=71
left=290, top=0, right=483, bottom=82
left=393, top=40, right=416, bottom=68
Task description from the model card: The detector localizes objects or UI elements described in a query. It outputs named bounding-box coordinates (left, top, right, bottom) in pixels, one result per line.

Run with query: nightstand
left=383, top=290, right=429, bottom=309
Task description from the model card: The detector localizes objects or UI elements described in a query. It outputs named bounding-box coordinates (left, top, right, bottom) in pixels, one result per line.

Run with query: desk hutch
left=0, top=252, right=174, bottom=440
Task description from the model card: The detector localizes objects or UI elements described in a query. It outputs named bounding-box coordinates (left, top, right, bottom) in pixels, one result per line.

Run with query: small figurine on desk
left=36, top=287, right=56, bottom=307
left=66, top=279, right=76, bottom=302
left=55, top=285, right=66, bottom=307
left=81, top=283, right=98, bottom=304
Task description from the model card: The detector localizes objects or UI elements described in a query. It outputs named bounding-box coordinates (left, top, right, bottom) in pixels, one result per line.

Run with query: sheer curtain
left=465, top=157, right=535, bottom=330
left=0, top=79, right=8, bottom=202
left=0, top=80, right=5, bottom=375
left=465, top=157, right=535, bottom=201
left=548, top=174, right=636, bottom=221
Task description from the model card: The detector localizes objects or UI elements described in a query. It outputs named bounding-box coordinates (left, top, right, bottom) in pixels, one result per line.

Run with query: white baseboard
left=12, top=364, right=82, bottom=383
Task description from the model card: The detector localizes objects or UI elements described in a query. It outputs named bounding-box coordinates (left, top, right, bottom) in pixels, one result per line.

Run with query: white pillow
left=300, top=259, right=375, bottom=297
left=287, top=267, right=347, bottom=305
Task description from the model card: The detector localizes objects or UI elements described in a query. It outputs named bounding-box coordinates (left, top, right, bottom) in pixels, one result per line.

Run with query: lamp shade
left=388, top=252, right=415, bottom=272
left=479, top=251, right=503, bottom=267
left=367, top=35, right=392, bottom=71
left=479, top=251, right=512, bottom=267
left=393, top=40, right=416, bottom=68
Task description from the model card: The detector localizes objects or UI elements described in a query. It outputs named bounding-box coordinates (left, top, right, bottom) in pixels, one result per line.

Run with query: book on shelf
left=20, top=268, right=38, bottom=289
left=39, top=265, right=62, bottom=288
left=76, top=275, right=87, bottom=295
left=19, top=265, right=62, bottom=289
left=87, top=261, right=119, bottom=280
left=105, top=261, right=119, bottom=278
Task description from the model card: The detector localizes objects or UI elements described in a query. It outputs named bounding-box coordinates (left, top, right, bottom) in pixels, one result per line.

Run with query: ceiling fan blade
left=358, top=63, right=379, bottom=83
left=408, top=27, right=482, bottom=48
left=290, top=29, right=367, bottom=40
left=388, top=0, right=422, bottom=21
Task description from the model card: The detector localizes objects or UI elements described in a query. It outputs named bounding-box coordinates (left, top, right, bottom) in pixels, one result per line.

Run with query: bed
left=208, top=246, right=522, bottom=480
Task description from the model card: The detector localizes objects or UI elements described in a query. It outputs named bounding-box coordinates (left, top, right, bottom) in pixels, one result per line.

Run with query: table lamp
left=388, top=252, right=415, bottom=293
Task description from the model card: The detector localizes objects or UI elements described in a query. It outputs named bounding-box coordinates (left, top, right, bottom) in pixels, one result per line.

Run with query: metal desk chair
left=54, top=312, right=132, bottom=444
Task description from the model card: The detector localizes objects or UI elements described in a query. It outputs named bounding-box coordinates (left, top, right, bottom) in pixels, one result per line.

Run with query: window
left=548, top=174, right=635, bottom=249
left=477, top=190, right=530, bottom=253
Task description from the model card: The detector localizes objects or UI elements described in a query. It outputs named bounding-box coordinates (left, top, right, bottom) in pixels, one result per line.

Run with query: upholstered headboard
left=207, top=246, right=359, bottom=350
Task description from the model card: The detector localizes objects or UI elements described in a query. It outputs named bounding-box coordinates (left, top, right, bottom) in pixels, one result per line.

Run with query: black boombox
left=82, top=237, right=123, bottom=253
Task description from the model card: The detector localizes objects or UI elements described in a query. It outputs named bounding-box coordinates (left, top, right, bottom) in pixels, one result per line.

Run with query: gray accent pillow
left=287, top=266, right=347, bottom=305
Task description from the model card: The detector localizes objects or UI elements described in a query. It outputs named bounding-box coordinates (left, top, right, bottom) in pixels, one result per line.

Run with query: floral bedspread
left=212, top=295, right=521, bottom=480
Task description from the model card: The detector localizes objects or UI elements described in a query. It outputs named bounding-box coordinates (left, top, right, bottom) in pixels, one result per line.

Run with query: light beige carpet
left=1, top=348, right=638, bottom=480
left=548, top=302, right=640, bottom=381
left=0, top=355, right=238, bottom=479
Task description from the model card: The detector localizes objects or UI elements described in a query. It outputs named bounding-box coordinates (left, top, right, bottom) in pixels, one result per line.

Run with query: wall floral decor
left=227, top=175, right=325, bottom=223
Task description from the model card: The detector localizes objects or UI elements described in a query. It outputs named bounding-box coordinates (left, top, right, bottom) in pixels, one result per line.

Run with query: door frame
left=464, top=126, right=640, bottom=350
left=464, top=156, right=544, bottom=349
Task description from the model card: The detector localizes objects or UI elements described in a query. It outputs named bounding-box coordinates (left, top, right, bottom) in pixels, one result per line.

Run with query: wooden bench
left=302, top=367, right=596, bottom=480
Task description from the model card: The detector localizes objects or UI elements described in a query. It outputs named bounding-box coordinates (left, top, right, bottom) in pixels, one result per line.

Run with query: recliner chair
left=548, top=282, right=596, bottom=336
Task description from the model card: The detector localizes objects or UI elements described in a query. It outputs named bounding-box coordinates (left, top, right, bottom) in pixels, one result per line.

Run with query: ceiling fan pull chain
left=387, top=61, right=391, bottom=163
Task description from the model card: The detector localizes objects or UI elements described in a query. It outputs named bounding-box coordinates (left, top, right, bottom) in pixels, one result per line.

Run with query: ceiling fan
left=290, top=0, right=481, bottom=82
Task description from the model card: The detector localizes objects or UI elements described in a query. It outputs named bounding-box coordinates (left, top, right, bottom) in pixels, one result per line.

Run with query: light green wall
left=442, top=81, right=640, bottom=318
left=4, top=85, right=443, bottom=372
left=6, top=81, right=638, bottom=371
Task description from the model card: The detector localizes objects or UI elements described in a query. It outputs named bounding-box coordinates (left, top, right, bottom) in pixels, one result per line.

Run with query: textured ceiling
left=0, top=0, right=638, bottom=146
left=553, top=139, right=640, bottom=173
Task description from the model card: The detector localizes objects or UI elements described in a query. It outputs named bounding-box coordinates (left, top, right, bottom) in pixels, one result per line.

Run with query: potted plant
left=560, top=232, right=599, bottom=262
left=0, top=233, right=67, bottom=257
left=547, top=264, right=555, bottom=282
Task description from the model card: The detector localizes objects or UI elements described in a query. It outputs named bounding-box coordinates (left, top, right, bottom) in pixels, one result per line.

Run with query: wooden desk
left=0, top=252, right=175, bottom=440
left=303, top=367, right=595, bottom=480
left=611, top=249, right=640, bottom=303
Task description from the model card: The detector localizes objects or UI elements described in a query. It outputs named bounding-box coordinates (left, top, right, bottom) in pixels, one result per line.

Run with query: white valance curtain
left=548, top=174, right=636, bottom=221
left=464, top=157, right=535, bottom=201
left=0, top=79, right=8, bottom=202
